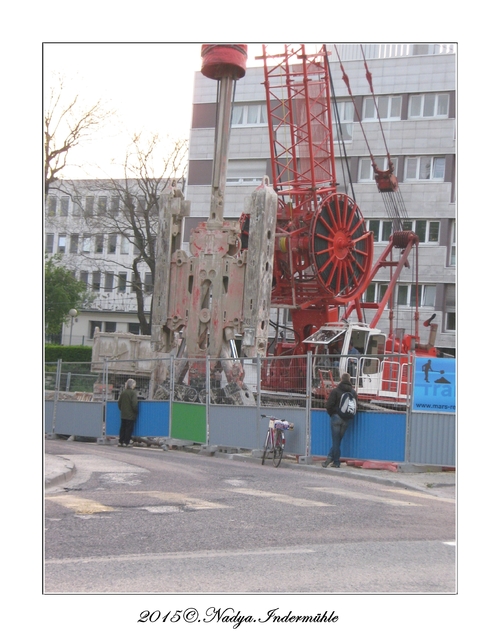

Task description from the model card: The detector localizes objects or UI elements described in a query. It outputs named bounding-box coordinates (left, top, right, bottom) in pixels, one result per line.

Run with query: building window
left=84, top=196, right=94, bottom=218
left=46, top=196, right=57, bottom=216
left=108, top=233, right=117, bottom=254
left=133, top=240, right=141, bottom=256
left=95, top=234, right=104, bottom=254
left=401, top=220, right=440, bottom=243
left=363, top=95, right=402, bottom=121
left=397, top=284, right=436, bottom=308
left=70, top=234, right=79, bottom=254
left=60, top=196, right=70, bottom=216
left=110, top=196, right=120, bottom=214
left=92, top=271, right=101, bottom=291
left=359, top=156, right=399, bottom=182
left=97, top=196, right=107, bottom=215
left=409, top=93, right=449, bottom=118
left=128, top=323, right=140, bottom=334
left=364, top=281, right=389, bottom=303
left=120, top=235, right=130, bottom=255
left=72, top=196, right=82, bottom=216
left=333, top=101, right=354, bottom=141
left=444, top=283, right=455, bottom=331
left=104, top=272, right=114, bottom=292
left=136, top=196, right=147, bottom=215
left=367, top=219, right=392, bottom=243
left=226, top=159, right=268, bottom=184
left=144, top=272, right=153, bottom=294
left=89, top=321, right=102, bottom=338
left=82, top=234, right=91, bottom=253
left=232, top=103, right=268, bottom=126
left=45, top=234, right=54, bottom=253
left=57, top=235, right=66, bottom=254
left=118, top=272, right=127, bottom=292
left=104, top=322, right=116, bottom=332
left=80, top=271, right=89, bottom=286
left=404, top=156, right=445, bottom=181
left=445, top=312, right=456, bottom=331
left=449, top=220, right=456, bottom=266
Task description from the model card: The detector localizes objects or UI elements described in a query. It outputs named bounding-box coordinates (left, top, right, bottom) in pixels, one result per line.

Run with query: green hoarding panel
left=171, top=402, right=207, bottom=443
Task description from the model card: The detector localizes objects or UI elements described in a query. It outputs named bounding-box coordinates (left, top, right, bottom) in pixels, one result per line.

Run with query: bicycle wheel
left=272, top=431, right=284, bottom=467
left=261, top=431, right=272, bottom=465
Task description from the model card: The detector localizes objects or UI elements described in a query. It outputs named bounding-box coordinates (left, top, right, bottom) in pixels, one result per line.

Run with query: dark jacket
left=326, top=380, right=358, bottom=417
left=118, top=388, right=138, bottom=421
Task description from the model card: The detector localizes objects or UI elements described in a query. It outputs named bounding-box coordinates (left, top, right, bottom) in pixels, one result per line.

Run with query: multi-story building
left=186, top=43, right=456, bottom=355
left=45, top=43, right=456, bottom=356
left=44, top=178, right=169, bottom=345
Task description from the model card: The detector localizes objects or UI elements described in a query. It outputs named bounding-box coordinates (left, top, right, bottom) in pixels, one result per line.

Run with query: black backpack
left=337, top=390, right=357, bottom=420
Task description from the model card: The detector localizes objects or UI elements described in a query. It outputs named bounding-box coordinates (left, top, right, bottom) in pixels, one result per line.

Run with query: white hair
left=125, top=379, right=136, bottom=390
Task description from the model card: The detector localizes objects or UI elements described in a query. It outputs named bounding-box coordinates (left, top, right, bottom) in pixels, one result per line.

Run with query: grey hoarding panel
left=53, top=401, right=104, bottom=438
left=208, top=405, right=306, bottom=455
left=408, top=412, right=455, bottom=466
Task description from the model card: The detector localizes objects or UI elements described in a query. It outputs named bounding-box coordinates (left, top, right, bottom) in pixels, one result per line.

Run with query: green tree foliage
left=44, top=255, right=89, bottom=335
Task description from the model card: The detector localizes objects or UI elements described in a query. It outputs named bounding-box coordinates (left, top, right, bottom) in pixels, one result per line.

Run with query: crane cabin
left=303, top=322, right=407, bottom=402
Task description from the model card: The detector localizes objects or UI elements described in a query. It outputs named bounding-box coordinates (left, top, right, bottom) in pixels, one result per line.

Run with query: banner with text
left=412, top=357, right=456, bottom=413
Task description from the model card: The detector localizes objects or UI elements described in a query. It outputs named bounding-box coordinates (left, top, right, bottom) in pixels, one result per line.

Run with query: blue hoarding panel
left=413, top=357, right=456, bottom=413
left=311, top=409, right=406, bottom=462
left=106, top=401, right=170, bottom=437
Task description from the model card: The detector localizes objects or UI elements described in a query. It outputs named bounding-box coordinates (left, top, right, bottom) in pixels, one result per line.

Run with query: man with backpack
left=322, top=373, right=358, bottom=468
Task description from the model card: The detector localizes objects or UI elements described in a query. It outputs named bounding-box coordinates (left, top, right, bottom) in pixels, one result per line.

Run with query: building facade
left=45, top=178, right=169, bottom=345
left=185, top=43, right=456, bottom=355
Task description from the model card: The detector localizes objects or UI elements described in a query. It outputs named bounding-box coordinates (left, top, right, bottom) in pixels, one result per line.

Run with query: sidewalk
left=45, top=441, right=455, bottom=498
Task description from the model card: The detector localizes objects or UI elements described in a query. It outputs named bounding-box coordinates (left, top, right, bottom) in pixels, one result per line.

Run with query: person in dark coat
left=323, top=373, right=358, bottom=468
left=118, top=379, right=138, bottom=447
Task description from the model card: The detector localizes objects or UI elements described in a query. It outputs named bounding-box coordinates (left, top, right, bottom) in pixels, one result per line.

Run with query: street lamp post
left=68, top=309, right=78, bottom=345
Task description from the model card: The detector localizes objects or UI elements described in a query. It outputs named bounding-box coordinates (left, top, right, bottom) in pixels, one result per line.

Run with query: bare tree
left=44, top=74, right=113, bottom=197
left=59, top=132, right=188, bottom=334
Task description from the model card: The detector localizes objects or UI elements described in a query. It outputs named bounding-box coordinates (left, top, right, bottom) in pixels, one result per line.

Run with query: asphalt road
left=44, top=439, right=455, bottom=594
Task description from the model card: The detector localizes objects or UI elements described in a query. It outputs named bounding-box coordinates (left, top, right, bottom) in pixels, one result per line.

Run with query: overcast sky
left=43, top=43, right=264, bottom=179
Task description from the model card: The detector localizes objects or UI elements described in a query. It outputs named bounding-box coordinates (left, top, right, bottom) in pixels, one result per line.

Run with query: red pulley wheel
left=311, top=193, right=374, bottom=302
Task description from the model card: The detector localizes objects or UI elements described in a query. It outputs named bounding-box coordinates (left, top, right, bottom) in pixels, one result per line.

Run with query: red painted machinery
left=257, top=45, right=439, bottom=400
left=261, top=45, right=374, bottom=350
left=151, top=43, right=441, bottom=406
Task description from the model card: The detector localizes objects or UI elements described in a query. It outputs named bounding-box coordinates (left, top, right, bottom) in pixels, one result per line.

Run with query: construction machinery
left=150, top=45, right=278, bottom=404
left=252, top=44, right=440, bottom=401
left=98, top=43, right=443, bottom=406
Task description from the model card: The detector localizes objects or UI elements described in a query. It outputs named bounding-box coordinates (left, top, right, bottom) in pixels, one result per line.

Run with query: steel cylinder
left=201, top=44, right=248, bottom=80
left=392, top=230, right=418, bottom=249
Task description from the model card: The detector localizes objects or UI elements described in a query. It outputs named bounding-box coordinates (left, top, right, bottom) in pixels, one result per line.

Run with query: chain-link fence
left=46, top=352, right=410, bottom=412
left=45, top=361, right=100, bottom=400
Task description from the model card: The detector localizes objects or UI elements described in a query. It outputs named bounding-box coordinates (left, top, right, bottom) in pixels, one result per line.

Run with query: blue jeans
left=326, top=414, right=350, bottom=466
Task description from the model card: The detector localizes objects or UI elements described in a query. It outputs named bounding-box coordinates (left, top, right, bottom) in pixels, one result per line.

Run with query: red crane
left=150, top=43, right=439, bottom=405
left=261, top=45, right=374, bottom=352
left=258, top=44, right=438, bottom=398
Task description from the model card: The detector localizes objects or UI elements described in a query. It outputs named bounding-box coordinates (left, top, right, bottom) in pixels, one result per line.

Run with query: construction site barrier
left=44, top=354, right=455, bottom=466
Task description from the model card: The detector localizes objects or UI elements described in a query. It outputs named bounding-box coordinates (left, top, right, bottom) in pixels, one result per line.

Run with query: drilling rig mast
left=150, top=45, right=278, bottom=403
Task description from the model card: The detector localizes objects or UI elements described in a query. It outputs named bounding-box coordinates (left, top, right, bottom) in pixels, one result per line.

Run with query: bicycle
left=261, top=414, right=294, bottom=467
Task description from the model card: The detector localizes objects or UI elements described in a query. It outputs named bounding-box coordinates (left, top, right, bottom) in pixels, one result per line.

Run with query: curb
left=45, top=457, right=76, bottom=489
left=215, top=452, right=455, bottom=495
